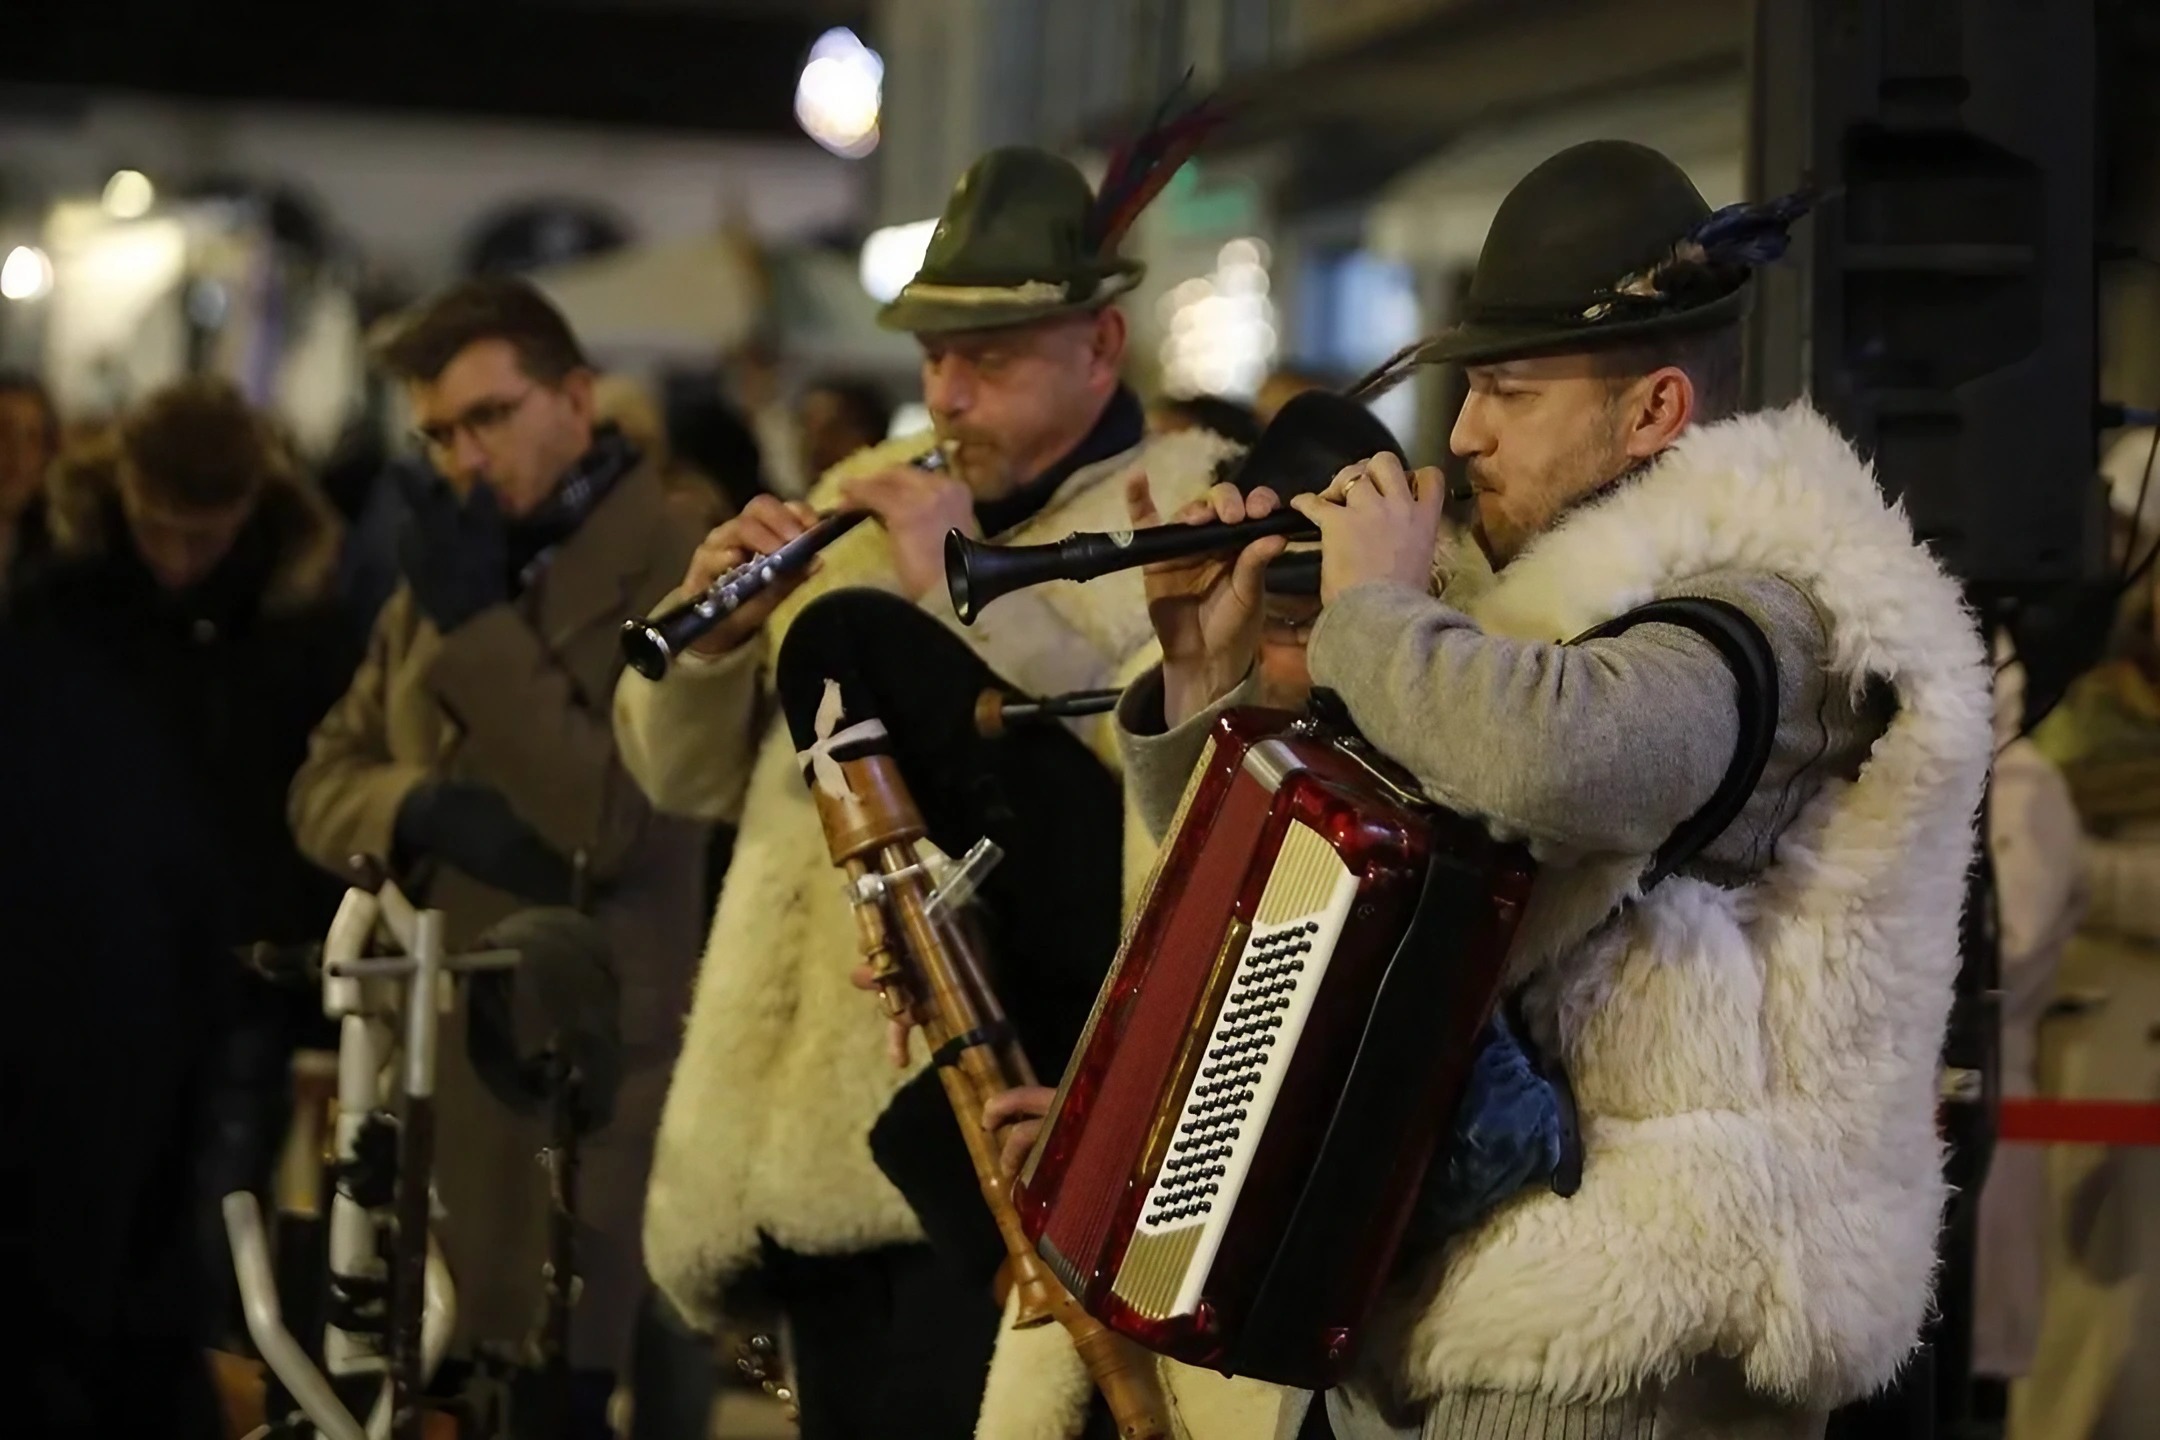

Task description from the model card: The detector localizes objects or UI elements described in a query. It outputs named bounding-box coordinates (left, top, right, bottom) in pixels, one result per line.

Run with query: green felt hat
left=879, top=147, right=1146, bottom=335
left=1412, top=140, right=1752, bottom=367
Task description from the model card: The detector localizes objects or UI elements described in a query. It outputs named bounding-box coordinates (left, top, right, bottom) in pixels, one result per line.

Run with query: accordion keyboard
left=1111, top=820, right=1361, bottom=1322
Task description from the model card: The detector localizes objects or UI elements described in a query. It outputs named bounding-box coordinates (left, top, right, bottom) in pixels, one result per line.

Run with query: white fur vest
left=1384, top=404, right=1992, bottom=1409
left=641, top=426, right=1232, bottom=1331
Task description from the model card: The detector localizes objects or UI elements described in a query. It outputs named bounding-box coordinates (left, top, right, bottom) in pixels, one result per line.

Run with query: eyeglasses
left=412, top=387, right=537, bottom=456
left=1262, top=613, right=1318, bottom=645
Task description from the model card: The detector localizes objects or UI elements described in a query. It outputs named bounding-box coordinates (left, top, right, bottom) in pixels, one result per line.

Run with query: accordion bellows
left=1014, top=705, right=1535, bottom=1388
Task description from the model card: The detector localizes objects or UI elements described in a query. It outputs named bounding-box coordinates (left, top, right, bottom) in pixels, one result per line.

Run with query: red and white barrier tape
left=1996, top=1098, right=2160, bottom=1148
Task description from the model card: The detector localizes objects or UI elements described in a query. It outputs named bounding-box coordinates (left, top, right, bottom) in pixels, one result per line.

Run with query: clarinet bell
left=945, top=530, right=1032, bottom=625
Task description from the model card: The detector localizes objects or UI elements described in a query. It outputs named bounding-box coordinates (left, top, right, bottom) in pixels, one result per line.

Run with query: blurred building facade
left=0, top=90, right=875, bottom=464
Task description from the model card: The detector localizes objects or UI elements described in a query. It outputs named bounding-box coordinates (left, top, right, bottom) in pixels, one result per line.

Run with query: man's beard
left=936, top=427, right=1015, bottom=498
left=1470, top=419, right=1631, bottom=567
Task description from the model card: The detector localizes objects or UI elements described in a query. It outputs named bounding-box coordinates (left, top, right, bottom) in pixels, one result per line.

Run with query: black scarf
left=972, top=386, right=1145, bottom=538
left=507, top=424, right=642, bottom=591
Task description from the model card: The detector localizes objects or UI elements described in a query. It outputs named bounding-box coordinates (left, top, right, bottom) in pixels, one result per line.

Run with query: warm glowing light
left=102, top=169, right=155, bottom=219
left=1159, top=238, right=1278, bottom=398
left=1, top=245, right=54, bottom=301
left=859, top=218, right=937, bottom=302
left=795, top=28, right=883, bottom=158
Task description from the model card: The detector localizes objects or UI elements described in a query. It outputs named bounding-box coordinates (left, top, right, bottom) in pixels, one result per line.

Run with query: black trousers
left=762, top=1239, right=1004, bottom=1440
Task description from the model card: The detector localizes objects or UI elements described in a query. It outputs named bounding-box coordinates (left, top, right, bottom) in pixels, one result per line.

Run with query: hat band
left=896, top=278, right=1072, bottom=306
left=1466, top=285, right=1734, bottom=331
left=895, top=271, right=1139, bottom=311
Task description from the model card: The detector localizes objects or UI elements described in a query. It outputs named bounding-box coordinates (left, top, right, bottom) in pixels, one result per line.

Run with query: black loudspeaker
left=1747, top=0, right=2105, bottom=596
left=1749, top=7, right=2103, bottom=1439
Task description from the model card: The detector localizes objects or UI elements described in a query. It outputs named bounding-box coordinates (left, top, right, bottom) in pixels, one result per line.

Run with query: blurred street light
left=795, top=27, right=882, bottom=158
left=1, top=245, right=54, bottom=301
left=859, top=218, right=936, bottom=302
left=103, top=169, right=156, bottom=219
left=1160, top=238, right=1277, bottom=399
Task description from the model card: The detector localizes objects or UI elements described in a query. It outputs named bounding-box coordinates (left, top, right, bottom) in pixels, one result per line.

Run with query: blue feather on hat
left=1587, top=186, right=1820, bottom=319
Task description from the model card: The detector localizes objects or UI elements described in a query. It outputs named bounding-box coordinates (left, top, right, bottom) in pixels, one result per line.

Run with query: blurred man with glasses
left=289, top=278, right=709, bottom=1436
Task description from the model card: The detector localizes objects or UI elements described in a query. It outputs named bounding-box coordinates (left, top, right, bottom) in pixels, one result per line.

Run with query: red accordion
left=1013, top=704, right=1535, bottom=1388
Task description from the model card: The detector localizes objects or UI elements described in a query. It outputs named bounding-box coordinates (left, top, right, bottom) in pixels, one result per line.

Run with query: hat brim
left=1416, top=283, right=1750, bottom=368
left=877, top=266, right=1142, bottom=335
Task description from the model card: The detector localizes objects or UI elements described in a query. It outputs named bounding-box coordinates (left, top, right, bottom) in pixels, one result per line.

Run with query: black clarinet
left=622, top=447, right=949, bottom=679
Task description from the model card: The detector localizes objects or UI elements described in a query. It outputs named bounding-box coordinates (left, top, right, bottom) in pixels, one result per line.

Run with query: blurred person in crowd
left=1255, top=362, right=1332, bottom=425
left=11, top=376, right=356, bottom=948
left=595, top=371, right=735, bottom=531
left=667, top=374, right=768, bottom=518
left=731, top=339, right=805, bottom=500
left=287, top=279, right=709, bottom=1436
left=4, top=626, right=225, bottom=1440
left=0, top=368, right=60, bottom=597
left=616, top=144, right=1237, bottom=1440
left=1147, top=391, right=1261, bottom=448
left=1971, top=650, right=2084, bottom=1418
left=6, top=377, right=359, bottom=1344
left=2018, top=425, right=2160, bottom=1440
left=798, top=374, right=893, bottom=479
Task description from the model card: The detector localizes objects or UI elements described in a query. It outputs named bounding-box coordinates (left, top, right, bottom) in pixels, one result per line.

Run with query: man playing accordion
left=999, top=140, right=1992, bottom=1440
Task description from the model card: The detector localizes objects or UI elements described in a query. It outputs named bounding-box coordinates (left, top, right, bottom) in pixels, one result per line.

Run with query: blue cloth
left=1408, top=1009, right=1565, bottom=1243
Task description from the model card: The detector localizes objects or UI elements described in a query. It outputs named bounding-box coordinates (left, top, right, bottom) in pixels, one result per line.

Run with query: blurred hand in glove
left=393, top=780, right=573, bottom=905
left=397, top=470, right=508, bottom=633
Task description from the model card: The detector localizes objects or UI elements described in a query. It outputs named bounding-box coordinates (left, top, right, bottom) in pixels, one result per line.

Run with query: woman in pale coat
left=2015, top=427, right=2160, bottom=1439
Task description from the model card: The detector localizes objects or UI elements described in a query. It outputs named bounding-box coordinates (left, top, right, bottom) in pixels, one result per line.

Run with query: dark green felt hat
left=879, top=147, right=1147, bottom=335
left=1411, top=140, right=1754, bottom=368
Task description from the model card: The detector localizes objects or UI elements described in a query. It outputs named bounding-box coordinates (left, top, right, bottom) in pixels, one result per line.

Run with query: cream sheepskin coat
left=613, top=425, right=1230, bottom=1434
left=1104, top=406, right=1993, bottom=1439
left=1349, top=404, right=1993, bottom=1409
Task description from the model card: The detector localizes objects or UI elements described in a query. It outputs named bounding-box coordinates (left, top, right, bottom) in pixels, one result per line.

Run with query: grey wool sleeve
left=1305, top=571, right=1846, bottom=861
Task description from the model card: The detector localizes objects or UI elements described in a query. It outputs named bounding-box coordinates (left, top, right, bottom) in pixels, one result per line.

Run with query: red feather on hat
left=1085, top=75, right=1229, bottom=256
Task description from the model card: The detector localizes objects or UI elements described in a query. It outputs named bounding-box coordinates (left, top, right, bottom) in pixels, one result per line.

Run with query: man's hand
left=1127, top=471, right=1287, bottom=728
left=398, top=472, right=509, bottom=633
left=983, top=1086, right=1057, bottom=1180
left=1289, top=452, right=1445, bottom=605
left=849, top=962, right=918, bottom=1069
left=676, top=496, right=826, bottom=658
left=841, top=463, right=979, bottom=603
left=393, top=780, right=573, bottom=904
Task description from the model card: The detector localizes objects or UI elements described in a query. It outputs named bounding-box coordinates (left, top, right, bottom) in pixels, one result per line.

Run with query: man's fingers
left=1244, top=487, right=1281, bottom=519
left=693, top=538, right=748, bottom=572
left=1409, top=465, right=1446, bottom=507
left=788, top=501, right=823, bottom=528
left=848, top=963, right=881, bottom=993
left=999, top=1123, right=1042, bottom=1180
left=739, top=497, right=810, bottom=547
left=1322, top=463, right=1366, bottom=501
left=1363, top=451, right=1410, bottom=500
left=982, top=1088, right=1051, bottom=1129
left=888, top=1019, right=911, bottom=1069
left=1204, top=482, right=1249, bottom=526
left=1125, top=470, right=1162, bottom=527
left=1231, top=534, right=1287, bottom=603
left=1173, top=497, right=1217, bottom=528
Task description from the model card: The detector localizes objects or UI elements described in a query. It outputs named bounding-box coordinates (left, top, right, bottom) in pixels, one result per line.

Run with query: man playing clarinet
left=615, top=140, right=1234, bottom=1439
left=1002, top=140, right=1992, bottom=1439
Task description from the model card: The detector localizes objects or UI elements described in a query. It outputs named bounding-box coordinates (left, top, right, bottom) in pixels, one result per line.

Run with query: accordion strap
left=1572, top=596, right=1780, bottom=891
